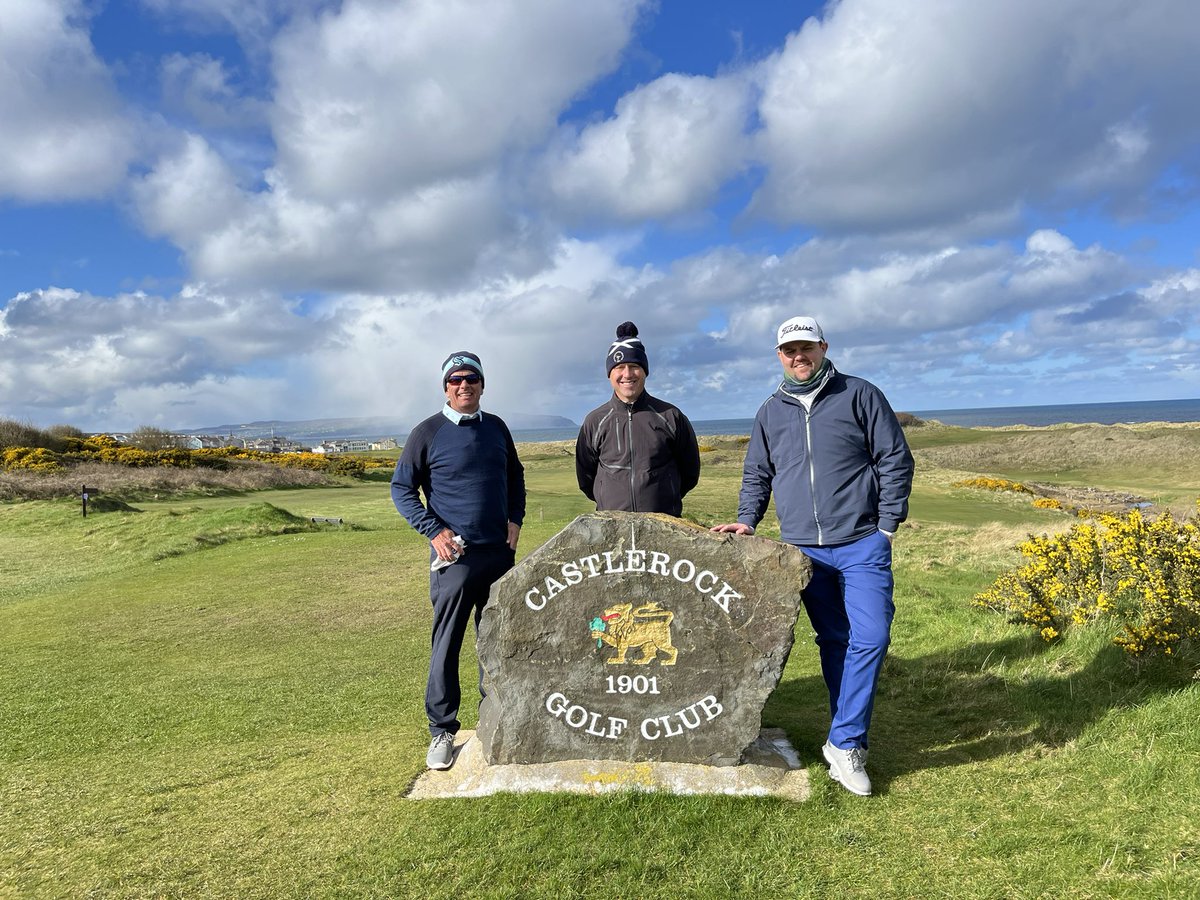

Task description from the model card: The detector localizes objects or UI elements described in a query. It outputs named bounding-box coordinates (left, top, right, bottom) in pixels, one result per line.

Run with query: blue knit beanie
left=605, top=322, right=649, bottom=375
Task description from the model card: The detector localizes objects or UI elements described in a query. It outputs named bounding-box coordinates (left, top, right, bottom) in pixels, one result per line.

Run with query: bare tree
left=44, top=424, right=87, bottom=452
left=0, top=418, right=47, bottom=450
left=128, top=426, right=183, bottom=450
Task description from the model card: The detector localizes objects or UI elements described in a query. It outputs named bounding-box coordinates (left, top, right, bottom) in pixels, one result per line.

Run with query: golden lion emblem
left=590, top=601, right=678, bottom=666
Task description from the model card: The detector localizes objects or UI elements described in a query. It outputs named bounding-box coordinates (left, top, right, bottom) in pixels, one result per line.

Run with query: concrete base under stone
left=406, top=728, right=810, bottom=801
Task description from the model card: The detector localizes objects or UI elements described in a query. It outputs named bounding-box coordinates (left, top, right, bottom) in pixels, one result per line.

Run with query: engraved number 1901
left=605, top=675, right=661, bottom=695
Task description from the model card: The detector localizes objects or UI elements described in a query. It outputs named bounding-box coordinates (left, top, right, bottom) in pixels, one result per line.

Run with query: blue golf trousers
left=426, top=545, right=514, bottom=738
left=799, top=529, right=894, bottom=750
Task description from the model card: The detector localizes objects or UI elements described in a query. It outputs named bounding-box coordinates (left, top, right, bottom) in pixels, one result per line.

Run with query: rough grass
left=913, top=421, right=1200, bottom=468
left=0, top=459, right=340, bottom=502
left=921, top=419, right=1198, bottom=467
left=911, top=422, right=1200, bottom=517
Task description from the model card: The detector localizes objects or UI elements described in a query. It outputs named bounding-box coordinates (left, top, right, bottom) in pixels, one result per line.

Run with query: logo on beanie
left=451, top=355, right=475, bottom=368
left=605, top=322, right=649, bottom=376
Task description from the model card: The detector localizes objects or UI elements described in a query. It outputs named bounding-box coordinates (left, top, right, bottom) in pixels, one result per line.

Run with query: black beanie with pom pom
left=605, top=321, right=649, bottom=376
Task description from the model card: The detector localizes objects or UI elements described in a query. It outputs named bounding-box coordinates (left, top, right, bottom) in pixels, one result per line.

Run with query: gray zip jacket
left=737, top=365, right=913, bottom=546
left=576, top=391, right=701, bottom=517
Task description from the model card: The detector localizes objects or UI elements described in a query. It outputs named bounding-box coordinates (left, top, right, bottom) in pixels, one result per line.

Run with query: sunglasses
left=447, top=374, right=481, bottom=385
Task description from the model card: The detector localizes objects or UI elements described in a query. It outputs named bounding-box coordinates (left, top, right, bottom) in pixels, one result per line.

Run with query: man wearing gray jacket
left=712, top=316, right=913, bottom=796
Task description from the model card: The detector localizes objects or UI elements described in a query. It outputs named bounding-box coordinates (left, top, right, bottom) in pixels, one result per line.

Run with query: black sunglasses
left=447, top=374, right=481, bottom=385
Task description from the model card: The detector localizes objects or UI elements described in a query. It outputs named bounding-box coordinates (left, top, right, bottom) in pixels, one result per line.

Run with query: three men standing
left=576, top=322, right=701, bottom=517
left=393, top=319, right=910, bottom=791
left=391, top=351, right=526, bottom=771
left=712, top=317, right=913, bottom=796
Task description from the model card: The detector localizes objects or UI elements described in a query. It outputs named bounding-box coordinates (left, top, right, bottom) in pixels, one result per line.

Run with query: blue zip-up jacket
left=737, top=366, right=913, bottom=546
left=391, top=410, right=525, bottom=549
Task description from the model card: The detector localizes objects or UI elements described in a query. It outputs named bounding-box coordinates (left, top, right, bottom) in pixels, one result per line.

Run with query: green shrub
left=271, top=453, right=334, bottom=472
left=329, top=456, right=366, bottom=476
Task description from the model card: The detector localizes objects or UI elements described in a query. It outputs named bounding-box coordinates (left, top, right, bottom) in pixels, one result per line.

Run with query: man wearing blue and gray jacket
left=712, top=316, right=913, bottom=796
left=392, top=351, right=525, bottom=771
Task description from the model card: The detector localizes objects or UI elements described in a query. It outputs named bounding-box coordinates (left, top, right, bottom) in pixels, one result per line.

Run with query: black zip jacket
left=575, top=391, right=701, bottom=517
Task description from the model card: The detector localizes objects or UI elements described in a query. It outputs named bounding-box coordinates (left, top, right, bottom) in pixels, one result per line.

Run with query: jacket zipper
left=626, top=406, right=637, bottom=511
left=803, top=406, right=824, bottom=545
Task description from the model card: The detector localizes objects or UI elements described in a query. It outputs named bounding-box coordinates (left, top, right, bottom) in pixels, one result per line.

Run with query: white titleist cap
left=776, top=316, right=825, bottom=348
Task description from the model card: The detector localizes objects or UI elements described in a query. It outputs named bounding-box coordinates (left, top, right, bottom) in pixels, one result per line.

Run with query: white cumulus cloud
left=0, top=0, right=135, bottom=201
left=130, top=0, right=648, bottom=293
left=270, top=0, right=645, bottom=201
left=751, top=0, right=1200, bottom=234
left=545, top=72, right=752, bottom=221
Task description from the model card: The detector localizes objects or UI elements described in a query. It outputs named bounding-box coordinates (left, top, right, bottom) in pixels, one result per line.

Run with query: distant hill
left=178, top=413, right=576, bottom=445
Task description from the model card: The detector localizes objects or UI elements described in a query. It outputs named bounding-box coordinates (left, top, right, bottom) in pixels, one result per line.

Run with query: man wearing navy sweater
left=391, top=351, right=526, bottom=770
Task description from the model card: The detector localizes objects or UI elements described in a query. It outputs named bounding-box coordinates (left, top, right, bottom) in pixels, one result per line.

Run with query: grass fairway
left=2, top=428, right=1199, bottom=898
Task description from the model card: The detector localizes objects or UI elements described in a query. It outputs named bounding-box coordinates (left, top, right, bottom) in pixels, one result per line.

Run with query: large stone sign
left=476, top=512, right=811, bottom=767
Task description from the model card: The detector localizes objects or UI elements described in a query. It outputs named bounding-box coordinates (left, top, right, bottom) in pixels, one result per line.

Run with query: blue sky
left=2, top=0, right=1199, bottom=432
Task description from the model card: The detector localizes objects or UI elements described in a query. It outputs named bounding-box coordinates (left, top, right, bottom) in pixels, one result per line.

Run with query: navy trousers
left=426, top=545, right=514, bottom=737
left=799, top=529, right=894, bottom=750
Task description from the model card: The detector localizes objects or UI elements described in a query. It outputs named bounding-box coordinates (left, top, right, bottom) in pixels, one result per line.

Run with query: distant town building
left=176, top=435, right=232, bottom=450
left=241, top=437, right=309, bottom=454
left=113, top=431, right=393, bottom=454
left=312, top=438, right=375, bottom=453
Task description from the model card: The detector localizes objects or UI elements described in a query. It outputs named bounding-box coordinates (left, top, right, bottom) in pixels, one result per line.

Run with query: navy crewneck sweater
left=391, top=411, right=525, bottom=549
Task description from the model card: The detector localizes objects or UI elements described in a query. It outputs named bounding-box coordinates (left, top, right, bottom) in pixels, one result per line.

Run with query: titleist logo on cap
left=780, top=323, right=814, bottom=337
left=776, top=316, right=824, bottom=346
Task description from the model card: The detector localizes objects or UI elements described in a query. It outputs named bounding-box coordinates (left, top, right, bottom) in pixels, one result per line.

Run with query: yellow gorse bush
left=0, top=439, right=386, bottom=478
left=1032, top=497, right=1063, bottom=510
left=954, top=476, right=1034, bottom=495
left=1, top=447, right=64, bottom=472
left=974, top=502, right=1200, bottom=659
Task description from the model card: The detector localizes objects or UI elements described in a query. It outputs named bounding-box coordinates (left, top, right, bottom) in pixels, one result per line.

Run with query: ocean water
left=508, top=398, right=1200, bottom=442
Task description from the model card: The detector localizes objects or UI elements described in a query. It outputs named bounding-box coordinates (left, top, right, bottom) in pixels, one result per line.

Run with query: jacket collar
left=775, top=362, right=838, bottom=406
left=609, top=390, right=654, bottom=412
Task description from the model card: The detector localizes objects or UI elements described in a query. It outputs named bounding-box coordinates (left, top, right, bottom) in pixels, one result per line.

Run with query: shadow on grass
left=87, top=496, right=141, bottom=513
left=766, top=630, right=1197, bottom=792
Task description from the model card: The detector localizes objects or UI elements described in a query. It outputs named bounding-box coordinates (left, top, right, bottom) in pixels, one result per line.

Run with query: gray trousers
left=426, top=545, right=514, bottom=737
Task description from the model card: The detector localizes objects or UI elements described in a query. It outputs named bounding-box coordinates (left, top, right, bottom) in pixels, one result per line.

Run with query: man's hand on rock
left=710, top=523, right=755, bottom=535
